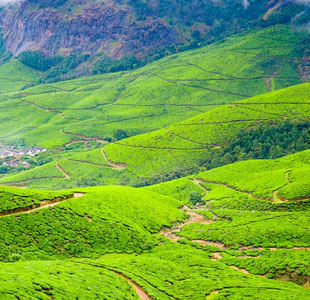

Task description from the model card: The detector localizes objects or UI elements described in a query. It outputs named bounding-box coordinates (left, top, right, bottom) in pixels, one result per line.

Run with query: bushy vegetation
left=179, top=208, right=310, bottom=248
left=1, top=25, right=309, bottom=187
left=19, top=51, right=62, bottom=72
left=104, top=82, right=310, bottom=181
left=197, top=150, right=310, bottom=201
left=204, top=120, right=310, bottom=169
left=0, top=186, right=183, bottom=261
left=0, top=185, right=72, bottom=214
left=92, top=243, right=310, bottom=299
left=0, top=260, right=139, bottom=299
left=222, top=249, right=310, bottom=282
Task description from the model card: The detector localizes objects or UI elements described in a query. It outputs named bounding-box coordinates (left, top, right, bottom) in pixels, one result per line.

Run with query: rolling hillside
left=1, top=25, right=310, bottom=188
left=104, top=83, right=310, bottom=178
left=6, top=81, right=310, bottom=189
left=142, top=150, right=310, bottom=288
left=1, top=151, right=310, bottom=298
left=1, top=2, right=310, bottom=299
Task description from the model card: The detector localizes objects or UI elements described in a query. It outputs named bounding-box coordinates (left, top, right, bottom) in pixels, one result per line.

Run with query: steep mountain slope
left=0, top=0, right=310, bottom=79
left=0, top=60, right=39, bottom=92
left=0, top=25, right=308, bottom=188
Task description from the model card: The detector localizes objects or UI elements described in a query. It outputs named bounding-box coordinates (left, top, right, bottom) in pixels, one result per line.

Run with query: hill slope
left=0, top=25, right=307, bottom=148
left=0, top=25, right=310, bottom=188
left=0, top=185, right=182, bottom=261
left=1, top=151, right=310, bottom=298
left=103, top=83, right=310, bottom=180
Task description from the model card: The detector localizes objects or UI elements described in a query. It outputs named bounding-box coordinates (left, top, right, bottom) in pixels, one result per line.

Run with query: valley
left=0, top=2, right=310, bottom=298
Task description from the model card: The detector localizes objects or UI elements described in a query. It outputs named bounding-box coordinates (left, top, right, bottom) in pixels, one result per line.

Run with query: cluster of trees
left=19, top=51, right=61, bottom=72
left=18, top=51, right=90, bottom=82
left=92, top=55, right=144, bottom=75
left=205, top=120, right=310, bottom=169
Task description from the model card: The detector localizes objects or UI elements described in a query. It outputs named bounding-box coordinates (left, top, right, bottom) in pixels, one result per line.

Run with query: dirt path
left=55, top=161, right=71, bottom=179
left=192, top=178, right=209, bottom=200
left=61, top=130, right=108, bottom=143
left=272, top=171, right=291, bottom=203
left=100, top=147, right=126, bottom=170
left=68, top=159, right=117, bottom=169
left=0, top=193, right=84, bottom=218
left=230, top=266, right=250, bottom=274
left=206, top=291, right=219, bottom=299
left=160, top=206, right=214, bottom=243
left=115, top=272, right=152, bottom=300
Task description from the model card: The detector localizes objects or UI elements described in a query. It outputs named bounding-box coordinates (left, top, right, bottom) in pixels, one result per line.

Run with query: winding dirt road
left=100, top=147, right=127, bottom=170
left=0, top=192, right=84, bottom=218
left=160, top=206, right=215, bottom=243
left=55, top=161, right=71, bottom=179
left=116, top=272, right=152, bottom=300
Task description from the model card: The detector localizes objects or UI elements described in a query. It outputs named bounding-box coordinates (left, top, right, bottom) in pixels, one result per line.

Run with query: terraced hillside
left=1, top=151, right=310, bottom=299
left=0, top=60, right=39, bottom=93
left=0, top=25, right=308, bottom=188
left=8, top=80, right=310, bottom=189
left=104, top=82, right=310, bottom=179
left=0, top=25, right=308, bottom=149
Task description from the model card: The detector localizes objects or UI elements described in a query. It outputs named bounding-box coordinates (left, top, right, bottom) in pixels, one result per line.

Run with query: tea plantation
left=0, top=25, right=309, bottom=189
left=0, top=22, right=310, bottom=300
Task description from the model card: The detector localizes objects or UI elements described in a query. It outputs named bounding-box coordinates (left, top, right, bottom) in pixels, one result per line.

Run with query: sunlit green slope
left=140, top=150, right=310, bottom=289
left=1, top=153, right=310, bottom=299
left=0, top=60, right=39, bottom=93
left=104, top=83, right=310, bottom=179
left=0, top=25, right=308, bottom=149
left=0, top=185, right=182, bottom=261
left=4, top=81, right=310, bottom=189
left=0, top=260, right=140, bottom=300
left=1, top=149, right=310, bottom=299
left=146, top=149, right=310, bottom=208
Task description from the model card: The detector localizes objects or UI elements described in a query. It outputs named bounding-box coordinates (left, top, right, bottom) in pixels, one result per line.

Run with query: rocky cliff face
left=0, top=0, right=307, bottom=61
left=0, top=0, right=177, bottom=58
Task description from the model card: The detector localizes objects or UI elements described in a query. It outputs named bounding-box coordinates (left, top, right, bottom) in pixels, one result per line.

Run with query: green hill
left=0, top=60, right=39, bottom=93
left=141, top=150, right=310, bottom=288
left=0, top=25, right=308, bottom=149
left=4, top=81, right=310, bottom=189
left=1, top=151, right=310, bottom=298
left=2, top=24, right=310, bottom=189
left=104, top=83, right=310, bottom=180
left=0, top=260, right=140, bottom=300
left=0, top=185, right=182, bottom=261
left=1, top=4, right=310, bottom=300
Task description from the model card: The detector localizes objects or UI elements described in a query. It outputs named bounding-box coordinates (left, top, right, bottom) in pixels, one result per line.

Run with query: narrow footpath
left=0, top=193, right=84, bottom=218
